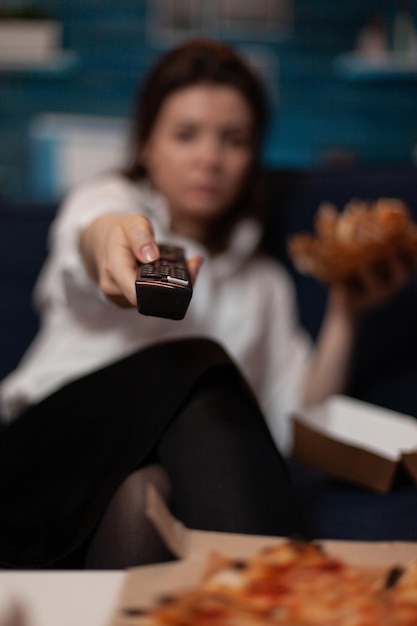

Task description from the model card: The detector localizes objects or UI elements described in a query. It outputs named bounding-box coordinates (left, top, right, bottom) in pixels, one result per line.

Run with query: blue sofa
left=264, top=165, right=417, bottom=541
left=1, top=164, right=417, bottom=544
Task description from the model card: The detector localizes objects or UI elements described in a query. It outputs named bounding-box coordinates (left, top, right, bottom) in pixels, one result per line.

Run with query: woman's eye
left=223, top=133, right=250, bottom=147
left=174, top=128, right=195, bottom=142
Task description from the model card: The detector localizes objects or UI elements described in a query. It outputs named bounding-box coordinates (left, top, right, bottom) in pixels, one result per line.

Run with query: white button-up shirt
left=0, top=175, right=311, bottom=454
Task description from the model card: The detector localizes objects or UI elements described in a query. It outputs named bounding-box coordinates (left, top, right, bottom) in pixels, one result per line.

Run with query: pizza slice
left=201, top=540, right=386, bottom=625
left=133, top=539, right=417, bottom=626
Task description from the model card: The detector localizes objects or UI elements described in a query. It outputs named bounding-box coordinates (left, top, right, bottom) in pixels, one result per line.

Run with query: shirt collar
left=138, top=180, right=262, bottom=269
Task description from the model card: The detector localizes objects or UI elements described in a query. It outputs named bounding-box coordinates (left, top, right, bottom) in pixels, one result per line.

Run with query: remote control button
left=174, top=269, right=188, bottom=280
left=167, top=275, right=189, bottom=287
left=141, top=266, right=157, bottom=277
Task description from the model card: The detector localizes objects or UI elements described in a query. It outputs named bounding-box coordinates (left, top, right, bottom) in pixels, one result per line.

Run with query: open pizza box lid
left=292, top=394, right=417, bottom=493
left=108, top=485, right=417, bottom=626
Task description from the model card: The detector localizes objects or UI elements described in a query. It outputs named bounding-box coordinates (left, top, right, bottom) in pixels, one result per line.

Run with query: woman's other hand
left=80, top=214, right=203, bottom=307
left=303, top=251, right=413, bottom=407
left=329, top=250, right=412, bottom=319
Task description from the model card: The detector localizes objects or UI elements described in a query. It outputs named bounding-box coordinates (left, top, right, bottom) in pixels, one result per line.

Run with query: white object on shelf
left=29, top=113, right=129, bottom=201
left=334, top=51, right=417, bottom=80
left=392, top=10, right=417, bottom=61
left=0, top=20, right=62, bottom=62
left=0, top=50, right=77, bottom=73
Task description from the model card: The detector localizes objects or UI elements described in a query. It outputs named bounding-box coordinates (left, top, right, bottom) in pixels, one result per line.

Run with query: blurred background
left=1, top=0, right=417, bottom=202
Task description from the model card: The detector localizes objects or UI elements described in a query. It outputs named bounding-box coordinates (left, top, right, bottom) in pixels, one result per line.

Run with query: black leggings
left=156, top=368, right=300, bottom=535
left=0, top=339, right=302, bottom=569
left=84, top=369, right=302, bottom=569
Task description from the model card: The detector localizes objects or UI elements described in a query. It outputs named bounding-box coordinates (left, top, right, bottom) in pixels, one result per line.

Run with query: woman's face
left=142, top=84, right=255, bottom=239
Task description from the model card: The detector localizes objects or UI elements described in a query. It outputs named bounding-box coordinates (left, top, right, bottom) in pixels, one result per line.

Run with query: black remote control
left=135, top=244, right=193, bottom=320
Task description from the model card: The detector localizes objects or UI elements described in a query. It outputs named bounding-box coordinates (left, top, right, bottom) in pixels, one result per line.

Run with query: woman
left=0, top=38, right=409, bottom=569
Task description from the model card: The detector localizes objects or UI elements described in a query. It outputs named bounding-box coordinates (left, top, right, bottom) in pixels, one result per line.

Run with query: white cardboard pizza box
left=292, top=394, right=417, bottom=493
left=108, top=485, right=417, bottom=626
left=0, top=570, right=125, bottom=626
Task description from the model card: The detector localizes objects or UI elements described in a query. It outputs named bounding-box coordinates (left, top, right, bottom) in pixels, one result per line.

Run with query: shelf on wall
left=0, top=50, right=79, bottom=78
left=334, top=52, right=417, bottom=81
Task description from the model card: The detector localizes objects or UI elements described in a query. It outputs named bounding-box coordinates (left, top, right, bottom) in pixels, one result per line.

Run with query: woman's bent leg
left=85, top=464, right=174, bottom=568
left=157, top=369, right=302, bottom=537
left=0, top=338, right=300, bottom=568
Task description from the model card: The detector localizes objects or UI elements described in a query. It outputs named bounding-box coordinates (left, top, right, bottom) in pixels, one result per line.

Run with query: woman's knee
left=121, top=464, right=172, bottom=509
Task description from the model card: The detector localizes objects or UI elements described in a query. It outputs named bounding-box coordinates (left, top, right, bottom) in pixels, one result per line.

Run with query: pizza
left=133, top=540, right=417, bottom=625
left=287, top=198, right=417, bottom=285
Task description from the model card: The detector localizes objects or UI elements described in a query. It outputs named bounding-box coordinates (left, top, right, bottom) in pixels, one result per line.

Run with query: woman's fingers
left=122, top=214, right=160, bottom=264
left=100, top=244, right=140, bottom=307
left=104, top=216, right=159, bottom=306
left=338, top=251, right=412, bottom=315
left=81, top=214, right=159, bottom=307
left=82, top=213, right=204, bottom=309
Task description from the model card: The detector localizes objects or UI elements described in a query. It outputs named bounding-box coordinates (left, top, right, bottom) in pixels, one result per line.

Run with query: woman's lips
left=191, top=185, right=218, bottom=195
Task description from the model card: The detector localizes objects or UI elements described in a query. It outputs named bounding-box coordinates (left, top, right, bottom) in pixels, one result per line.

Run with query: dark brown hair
left=123, top=38, right=270, bottom=247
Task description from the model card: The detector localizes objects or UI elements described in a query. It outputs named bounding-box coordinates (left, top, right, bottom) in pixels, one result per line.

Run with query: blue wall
left=1, top=0, right=417, bottom=200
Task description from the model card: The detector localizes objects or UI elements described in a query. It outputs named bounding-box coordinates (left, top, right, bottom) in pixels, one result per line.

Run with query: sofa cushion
left=0, top=197, right=56, bottom=381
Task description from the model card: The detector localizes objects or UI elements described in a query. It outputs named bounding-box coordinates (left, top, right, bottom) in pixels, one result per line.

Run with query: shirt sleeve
left=33, top=176, right=144, bottom=318
left=256, top=262, right=312, bottom=456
